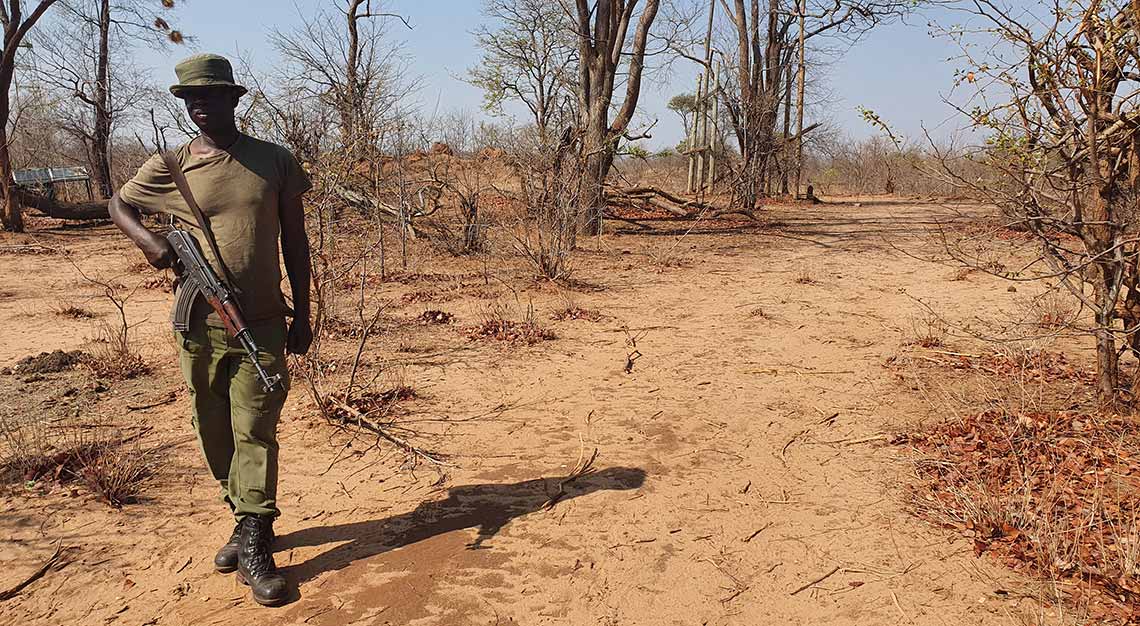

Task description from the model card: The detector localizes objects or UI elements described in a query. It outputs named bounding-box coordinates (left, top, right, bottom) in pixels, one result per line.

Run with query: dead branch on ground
left=0, top=541, right=63, bottom=602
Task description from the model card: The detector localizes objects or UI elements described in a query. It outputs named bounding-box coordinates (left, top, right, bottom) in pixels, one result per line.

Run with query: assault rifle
left=160, top=150, right=282, bottom=393
left=167, top=226, right=283, bottom=392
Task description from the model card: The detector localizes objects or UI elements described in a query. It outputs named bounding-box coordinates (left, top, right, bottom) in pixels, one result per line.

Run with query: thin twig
left=543, top=443, right=599, bottom=510
left=127, top=392, right=177, bottom=411
left=0, top=541, right=63, bottom=601
left=790, top=565, right=841, bottom=596
left=743, top=522, right=773, bottom=542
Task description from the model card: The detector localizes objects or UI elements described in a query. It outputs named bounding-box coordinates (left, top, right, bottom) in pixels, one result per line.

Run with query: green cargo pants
left=176, top=317, right=289, bottom=519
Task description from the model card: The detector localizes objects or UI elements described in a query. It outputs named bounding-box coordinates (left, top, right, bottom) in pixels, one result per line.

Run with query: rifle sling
left=161, top=150, right=238, bottom=288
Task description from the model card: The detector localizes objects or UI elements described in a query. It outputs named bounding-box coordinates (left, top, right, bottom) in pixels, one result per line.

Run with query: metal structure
left=13, top=166, right=93, bottom=200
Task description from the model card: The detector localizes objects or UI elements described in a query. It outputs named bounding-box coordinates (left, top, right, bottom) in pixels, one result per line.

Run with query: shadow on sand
left=273, top=466, right=646, bottom=600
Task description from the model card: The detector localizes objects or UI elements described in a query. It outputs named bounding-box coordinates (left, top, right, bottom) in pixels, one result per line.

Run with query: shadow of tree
left=276, top=466, right=646, bottom=588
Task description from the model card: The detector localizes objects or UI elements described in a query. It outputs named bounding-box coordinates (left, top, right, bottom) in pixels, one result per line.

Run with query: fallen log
left=605, top=184, right=758, bottom=221
left=20, top=191, right=109, bottom=221
left=330, top=183, right=419, bottom=239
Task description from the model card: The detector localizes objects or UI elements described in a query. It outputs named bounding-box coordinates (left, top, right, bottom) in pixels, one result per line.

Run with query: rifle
left=160, top=151, right=282, bottom=392
left=167, top=226, right=283, bottom=392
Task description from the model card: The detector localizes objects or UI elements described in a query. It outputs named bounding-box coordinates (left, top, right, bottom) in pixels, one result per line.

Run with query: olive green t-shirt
left=119, top=134, right=311, bottom=326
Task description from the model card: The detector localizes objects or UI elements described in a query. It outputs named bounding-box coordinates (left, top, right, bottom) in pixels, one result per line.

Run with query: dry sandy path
left=1, top=199, right=1040, bottom=625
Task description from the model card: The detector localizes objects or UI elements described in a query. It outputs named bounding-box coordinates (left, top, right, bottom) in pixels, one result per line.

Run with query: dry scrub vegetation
left=6, top=0, right=1140, bottom=623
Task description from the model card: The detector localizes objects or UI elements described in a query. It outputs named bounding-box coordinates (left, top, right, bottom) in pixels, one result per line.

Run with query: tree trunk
left=573, top=0, right=660, bottom=236
left=581, top=149, right=613, bottom=235
left=0, top=0, right=62, bottom=231
left=0, top=59, right=19, bottom=231
left=91, top=0, right=113, bottom=198
left=0, top=133, right=22, bottom=231
left=342, top=0, right=362, bottom=152
left=780, top=62, right=792, bottom=196
left=1095, top=311, right=1118, bottom=401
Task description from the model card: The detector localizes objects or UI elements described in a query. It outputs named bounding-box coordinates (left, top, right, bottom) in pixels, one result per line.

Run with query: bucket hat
left=169, top=53, right=247, bottom=98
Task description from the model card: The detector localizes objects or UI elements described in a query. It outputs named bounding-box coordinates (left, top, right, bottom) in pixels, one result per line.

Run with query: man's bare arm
left=279, top=193, right=312, bottom=354
left=109, top=193, right=176, bottom=269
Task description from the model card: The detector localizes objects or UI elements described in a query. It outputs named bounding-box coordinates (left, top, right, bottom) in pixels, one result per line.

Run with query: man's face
left=180, top=86, right=240, bottom=133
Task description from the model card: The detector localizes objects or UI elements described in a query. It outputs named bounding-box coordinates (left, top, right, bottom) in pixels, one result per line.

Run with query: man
left=109, top=53, right=312, bottom=607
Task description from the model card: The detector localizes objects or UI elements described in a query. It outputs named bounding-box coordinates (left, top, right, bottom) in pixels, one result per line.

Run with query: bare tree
left=29, top=0, right=181, bottom=198
left=269, top=0, right=411, bottom=158
left=928, top=0, right=1140, bottom=402
left=707, top=0, right=909, bottom=208
left=570, top=0, right=662, bottom=235
left=470, top=0, right=575, bottom=147
left=0, top=0, right=61, bottom=231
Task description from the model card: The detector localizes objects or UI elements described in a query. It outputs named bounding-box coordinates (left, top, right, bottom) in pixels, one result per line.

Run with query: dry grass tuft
left=903, top=410, right=1140, bottom=622
left=53, top=302, right=96, bottom=319
left=468, top=302, right=556, bottom=345
left=1035, top=291, right=1077, bottom=329
left=75, top=441, right=157, bottom=507
left=83, top=322, right=149, bottom=380
left=793, top=266, right=817, bottom=285
left=0, top=416, right=155, bottom=508
left=909, top=311, right=948, bottom=348
left=419, top=309, right=455, bottom=324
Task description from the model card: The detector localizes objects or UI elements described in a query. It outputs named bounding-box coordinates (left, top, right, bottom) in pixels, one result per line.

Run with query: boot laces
left=244, top=518, right=277, bottom=577
left=227, top=521, right=242, bottom=544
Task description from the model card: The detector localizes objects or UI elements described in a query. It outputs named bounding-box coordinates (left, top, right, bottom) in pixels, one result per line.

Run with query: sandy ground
left=0, top=198, right=1060, bottom=625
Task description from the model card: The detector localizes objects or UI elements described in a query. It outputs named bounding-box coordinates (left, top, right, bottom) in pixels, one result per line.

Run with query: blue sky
left=134, top=0, right=967, bottom=149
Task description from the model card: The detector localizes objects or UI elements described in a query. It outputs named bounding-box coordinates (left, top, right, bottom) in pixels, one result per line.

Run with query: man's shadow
left=275, top=466, right=646, bottom=591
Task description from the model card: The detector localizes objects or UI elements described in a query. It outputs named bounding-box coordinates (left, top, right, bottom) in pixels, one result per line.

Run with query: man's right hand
left=140, top=233, right=177, bottom=269
left=109, top=192, right=178, bottom=270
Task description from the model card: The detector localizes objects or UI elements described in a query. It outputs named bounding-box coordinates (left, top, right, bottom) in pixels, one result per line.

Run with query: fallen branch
left=329, top=183, right=433, bottom=240
left=743, top=522, right=773, bottom=542
left=330, top=398, right=451, bottom=467
left=0, top=541, right=63, bottom=601
left=789, top=565, right=841, bottom=596
left=127, top=391, right=177, bottom=412
left=604, top=184, right=762, bottom=222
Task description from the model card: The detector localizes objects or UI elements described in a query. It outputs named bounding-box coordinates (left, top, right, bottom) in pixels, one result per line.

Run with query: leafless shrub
left=506, top=128, right=581, bottom=282
left=418, top=117, right=492, bottom=255
left=793, top=265, right=816, bottom=285
left=909, top=311, right=948, bottom=348
left=64, top=256, right=149, bottom=380
left=917, top=0, right=1140, bottom=402
left=84, top=323, right=150, bottom=380
left=1033, top=291, right=1077, bottom=330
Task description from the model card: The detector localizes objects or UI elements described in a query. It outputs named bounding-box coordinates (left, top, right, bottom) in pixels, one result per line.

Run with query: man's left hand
left=287, top=317, right=313, bottom=355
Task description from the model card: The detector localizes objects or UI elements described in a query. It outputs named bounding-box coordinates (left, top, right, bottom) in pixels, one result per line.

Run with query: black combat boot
left=213, top=520, right=242, bottom=573
left=236, top=515, right=288, bottom=606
